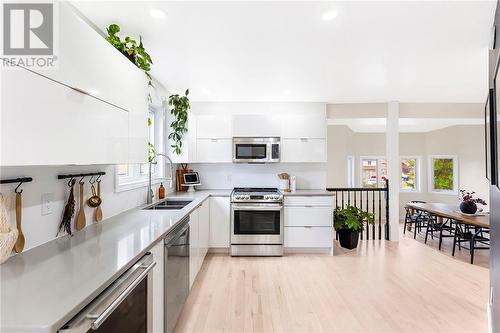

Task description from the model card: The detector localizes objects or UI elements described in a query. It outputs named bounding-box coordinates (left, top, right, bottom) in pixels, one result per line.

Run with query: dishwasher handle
left=88, top=260, right=156, bottom=329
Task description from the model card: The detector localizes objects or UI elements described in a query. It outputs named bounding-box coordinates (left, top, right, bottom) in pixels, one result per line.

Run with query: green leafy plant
left=106, top=24, right=154, bottom=101
left=334, top=206, right=374, bottom=232
left=168, top=90, right=190, bottom=155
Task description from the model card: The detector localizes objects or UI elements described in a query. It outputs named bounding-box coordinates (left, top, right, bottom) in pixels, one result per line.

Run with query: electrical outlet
left=41, top=193, right=54, bottom=215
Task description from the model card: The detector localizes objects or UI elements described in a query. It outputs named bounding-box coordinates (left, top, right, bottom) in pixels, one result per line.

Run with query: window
left=115, top=106, right=165, bottom=192
left=428, top=155, right=458, bottom=194
left=360, top=157, right=387, bottom=188
left=400, top=157, right=420, bottom=192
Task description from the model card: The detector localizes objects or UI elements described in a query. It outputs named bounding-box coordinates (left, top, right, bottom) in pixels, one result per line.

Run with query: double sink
left=145, top=200, right=193, bottom=210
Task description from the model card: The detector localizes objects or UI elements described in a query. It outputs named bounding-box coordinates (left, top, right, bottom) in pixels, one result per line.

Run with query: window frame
left=399, top=156, right=421, bottom=193
left=359, top=156, right=386, bottom=188
left=115, top=105, right=166, bottom=192
left=347, top=155, right=355, bottom=187
left=428, top=155, right=458, bottom=195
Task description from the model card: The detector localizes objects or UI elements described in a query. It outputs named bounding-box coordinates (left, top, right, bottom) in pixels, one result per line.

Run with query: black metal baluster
left=378, top=190, right=381, bottom=240
left=385, top=180, right=390, bottom=240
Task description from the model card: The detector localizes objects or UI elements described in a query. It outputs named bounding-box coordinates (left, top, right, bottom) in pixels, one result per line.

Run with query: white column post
left=386, top=101, right=400, bottom=241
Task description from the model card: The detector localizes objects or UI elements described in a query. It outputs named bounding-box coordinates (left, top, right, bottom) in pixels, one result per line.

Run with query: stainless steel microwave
left=232, top=137, right=280, bottom=163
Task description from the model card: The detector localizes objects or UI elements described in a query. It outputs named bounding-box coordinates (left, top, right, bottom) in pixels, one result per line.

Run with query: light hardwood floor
left=175, top=237, right=489, bottom=333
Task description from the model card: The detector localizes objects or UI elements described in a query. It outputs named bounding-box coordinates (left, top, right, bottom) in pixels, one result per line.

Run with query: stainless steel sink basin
left=145, top=200, right=192, bottom=210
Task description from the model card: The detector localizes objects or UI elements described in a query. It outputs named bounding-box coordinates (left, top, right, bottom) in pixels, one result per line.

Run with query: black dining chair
left=424, top=215, right=455, bottom=250
left=404, top=201, right=430, bottom=238
left=452, top=223, right=490, bottom=264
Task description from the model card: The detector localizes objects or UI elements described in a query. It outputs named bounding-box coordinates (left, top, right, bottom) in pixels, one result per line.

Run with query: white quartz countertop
left=0, top=190, right=230, bottom=333
left=282, top=189, right=335, bottom=196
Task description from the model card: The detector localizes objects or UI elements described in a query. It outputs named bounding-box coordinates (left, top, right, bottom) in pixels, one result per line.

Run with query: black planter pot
left=460, top=201, right=477, bottom=214
left=338, top=229, right=360, bottom=249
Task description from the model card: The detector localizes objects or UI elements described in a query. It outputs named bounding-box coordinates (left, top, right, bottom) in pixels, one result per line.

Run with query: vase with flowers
left=459, top=189, right=487, bottom=214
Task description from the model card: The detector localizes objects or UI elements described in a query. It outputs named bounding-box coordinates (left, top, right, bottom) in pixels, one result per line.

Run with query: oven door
left=59, top=253, right=155, bottom=333
left=231, top=203, right=283, bottom=244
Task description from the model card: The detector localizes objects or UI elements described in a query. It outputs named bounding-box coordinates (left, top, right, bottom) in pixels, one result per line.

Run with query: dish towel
left=0, top=192, right=18, bottom=264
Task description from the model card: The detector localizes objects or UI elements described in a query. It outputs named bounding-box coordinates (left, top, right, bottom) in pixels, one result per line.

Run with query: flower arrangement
left=459, top=190, right=487, bottom=205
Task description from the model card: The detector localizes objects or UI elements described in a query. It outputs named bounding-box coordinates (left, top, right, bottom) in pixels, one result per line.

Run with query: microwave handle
left=87, top=260, right=156, bottom=329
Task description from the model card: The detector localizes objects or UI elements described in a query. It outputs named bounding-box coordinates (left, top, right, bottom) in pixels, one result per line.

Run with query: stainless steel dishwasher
left=164, top=217, right=190, bottom=333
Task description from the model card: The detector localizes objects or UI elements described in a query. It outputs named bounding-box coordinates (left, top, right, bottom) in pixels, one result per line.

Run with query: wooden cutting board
left=176, top=169, right=192, bottom=192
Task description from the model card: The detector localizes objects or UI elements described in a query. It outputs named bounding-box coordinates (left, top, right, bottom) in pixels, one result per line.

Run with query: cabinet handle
left=304, top=205, right=313, bottom=208
left=71, top=86, right=89, bottom=96
left=304, top=226, right=313, bottom=229
left=300, top=138, right=309, bottom=142
left=211, top=138, right=218, bottom=142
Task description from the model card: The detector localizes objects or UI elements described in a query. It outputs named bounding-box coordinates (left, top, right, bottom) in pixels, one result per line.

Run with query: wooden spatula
left=14, top=192, right=25, bottom=253
left=94, top=180, right=102, bottom=222
left=75, top=181, right=86, bottom=231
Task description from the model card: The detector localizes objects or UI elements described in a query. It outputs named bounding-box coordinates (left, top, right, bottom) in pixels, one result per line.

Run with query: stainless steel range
left=230, top=188, right=284, bottom=256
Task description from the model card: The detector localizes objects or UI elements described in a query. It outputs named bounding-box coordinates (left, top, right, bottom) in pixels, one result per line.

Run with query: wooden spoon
left=75, top=181, right=86, bottom=231
left=94, top=180, right=102, bottom=222
left=14, top=192, right=25, bottom=253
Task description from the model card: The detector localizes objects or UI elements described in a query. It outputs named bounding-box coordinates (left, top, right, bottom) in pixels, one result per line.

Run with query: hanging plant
left=168, top=90, right=190, bottom=155
left=105, top=24, right=154, bottom=102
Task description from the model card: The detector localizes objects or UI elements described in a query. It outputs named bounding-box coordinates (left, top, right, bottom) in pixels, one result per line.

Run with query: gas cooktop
left=231, top=187, right=283, bottom=203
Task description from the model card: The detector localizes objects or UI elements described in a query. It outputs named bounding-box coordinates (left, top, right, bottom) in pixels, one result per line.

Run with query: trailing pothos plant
left=105, top=24, right=154, bottom=102
left=168, top=90, right=190, bottom=155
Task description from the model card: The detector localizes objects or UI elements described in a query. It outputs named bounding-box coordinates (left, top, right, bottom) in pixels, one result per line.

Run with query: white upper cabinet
left=195, top=139, right=232, bottom=163
left=281, top=113, right=326, bottom=139
left=1, top=2, right=149, bottom=166
left=32, top=2, right=147, bottom=114
left=232, top=114, right=281, bottom=137
left=281, top=138, right=327, bottom=163
left=195, top=114, right=232, bottom=138
left=1, top=68, right=129, bottom=166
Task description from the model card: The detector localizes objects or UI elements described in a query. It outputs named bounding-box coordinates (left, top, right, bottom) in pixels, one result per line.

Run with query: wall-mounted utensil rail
left=57, top=172, right=105, bottom=180
left=0, top=177, right=33, bottom=193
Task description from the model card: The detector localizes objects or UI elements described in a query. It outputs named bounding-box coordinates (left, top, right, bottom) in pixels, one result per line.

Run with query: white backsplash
left=0, top=165, right=174, bottom=251
left=189, top=163, right=326, bottom=189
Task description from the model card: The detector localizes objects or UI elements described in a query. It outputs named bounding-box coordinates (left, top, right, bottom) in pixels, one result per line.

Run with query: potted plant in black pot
left=334, top=206, right=374, bottom=249
left=459, top=190, right=487, bottom=214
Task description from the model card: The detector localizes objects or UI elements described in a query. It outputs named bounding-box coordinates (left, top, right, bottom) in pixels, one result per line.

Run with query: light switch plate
left=41, top=193, right=54, bottom=215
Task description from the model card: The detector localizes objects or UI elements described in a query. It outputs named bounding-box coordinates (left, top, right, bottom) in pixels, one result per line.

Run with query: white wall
left=191, top=163, right=326, bottom=190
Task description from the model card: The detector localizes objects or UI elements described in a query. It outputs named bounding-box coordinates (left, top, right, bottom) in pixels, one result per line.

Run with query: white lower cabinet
left=189, top=199, right=211, bottom=289
left=209, top=196, right=231, bottom=248
left=284, top=196, right=333, bottom=249
left=150, top=241, right=164, bottom=333
left=284, top=227, right=333, bottom=247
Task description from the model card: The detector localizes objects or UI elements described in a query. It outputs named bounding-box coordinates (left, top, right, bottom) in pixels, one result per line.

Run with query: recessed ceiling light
left=322, top=10, right=338, bottom=21
left=149, top=8, right=166, bottom=20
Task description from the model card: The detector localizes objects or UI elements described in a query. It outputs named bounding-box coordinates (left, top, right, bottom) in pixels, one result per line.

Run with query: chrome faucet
left=147, top=152, right=174, bottom=204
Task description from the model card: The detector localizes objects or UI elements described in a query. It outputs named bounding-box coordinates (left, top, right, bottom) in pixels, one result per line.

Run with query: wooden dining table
left=405, top=202, right=490, bottom=228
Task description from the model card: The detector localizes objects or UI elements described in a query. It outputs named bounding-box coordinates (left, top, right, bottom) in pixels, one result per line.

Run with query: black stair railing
left=327, top=180, right=389, bottom=240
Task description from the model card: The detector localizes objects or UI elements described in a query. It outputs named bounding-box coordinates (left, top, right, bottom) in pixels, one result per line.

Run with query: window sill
left=115, top=177, right=169, bottom=193
left=429, top=190, right=458, bottom=196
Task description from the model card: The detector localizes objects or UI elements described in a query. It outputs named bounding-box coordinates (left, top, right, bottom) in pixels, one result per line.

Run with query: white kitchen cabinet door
left=284, top=227, right=333, bottom=248
left=195, top=114, right=232, bottom=138
left=232, top=114, right=281, bottom=137
left=198, top=200, right=210, bottom=264
left=195, top=139, right=232, bottom=163
left=1, top=67, right=129, bottom=166
left=150, top=241, right=164, bottom=333
left=209, top=197, right=231, bottom=248
left=22, top=2, right=147, bottom=115
left=281, top=138, right=326, bottom=163
left=285, top=207, right=333, bottom=227
left=281, top=113, right=326, bottom=139
left=189, top=208, right=199, bottom=289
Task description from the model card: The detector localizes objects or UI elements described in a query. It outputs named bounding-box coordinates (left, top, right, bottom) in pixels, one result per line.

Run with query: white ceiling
left=328, top=117, right=484, bottom=133
left=73, top=1, right=495, bottom=103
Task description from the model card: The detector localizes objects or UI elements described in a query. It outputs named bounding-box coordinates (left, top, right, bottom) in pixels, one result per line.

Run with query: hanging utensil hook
left=14, top=181, right=23, bottom=194
left=89, top=175, right=95, bottom=184
left=79, top=176, right=85, bottom=184
left=96, top=174, right=102, bottom=182
left=67, top=177, right=75, bottom=187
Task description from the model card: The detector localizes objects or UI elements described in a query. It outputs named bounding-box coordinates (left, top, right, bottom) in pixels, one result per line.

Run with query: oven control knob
left=245, top=195, right=251, bottom=200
